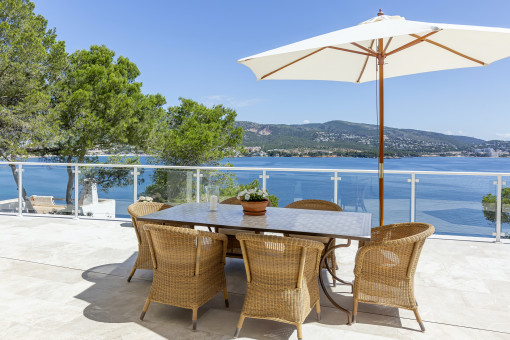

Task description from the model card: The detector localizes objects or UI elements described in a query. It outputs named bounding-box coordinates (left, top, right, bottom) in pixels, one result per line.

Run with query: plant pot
left=241, top=200, right=269, bottom=216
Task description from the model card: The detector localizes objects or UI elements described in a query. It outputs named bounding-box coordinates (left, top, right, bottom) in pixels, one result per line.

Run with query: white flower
left=244, top=194, right=250, bottom=201
left=257, top=190, right=262, bottom=195
left=236, top=195, right=241, bottom=200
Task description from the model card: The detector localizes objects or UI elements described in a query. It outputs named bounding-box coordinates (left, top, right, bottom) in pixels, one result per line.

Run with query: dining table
left=138, top=202, right=372, bottom=324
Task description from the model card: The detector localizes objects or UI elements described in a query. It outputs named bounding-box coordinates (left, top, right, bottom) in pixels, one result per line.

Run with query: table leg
left=324, top=240, right=353, bottom=290
left=319, top=241, right=353, bottom=325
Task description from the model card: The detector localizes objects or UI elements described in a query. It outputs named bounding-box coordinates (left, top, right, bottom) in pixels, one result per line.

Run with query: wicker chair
left=127, top=202, right=173, bottom=282
left=352, top=222, right=435, bottom=332
left=218, top=197, right=272, bottom=258
left=234, top=234, right=324, bottom=340
left=140, top=224, right=229, bottom=330
left=284, top=199, right=342, bottom=286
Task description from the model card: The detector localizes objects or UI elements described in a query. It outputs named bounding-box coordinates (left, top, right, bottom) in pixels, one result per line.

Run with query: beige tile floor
left=0, top=215, right=509, bottom=339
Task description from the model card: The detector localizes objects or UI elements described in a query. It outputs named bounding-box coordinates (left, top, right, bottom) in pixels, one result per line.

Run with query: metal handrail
left=1, top=161, right=510, bottom=176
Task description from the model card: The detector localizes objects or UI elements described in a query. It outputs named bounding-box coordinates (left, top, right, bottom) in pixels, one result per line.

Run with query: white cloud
left=496, top=133, right=510, bottom=140
left=303, top=120, right=310, bottom=124
left=444, top=130, right=464, bottom=136
left=202, top=95, right=263, bottom=108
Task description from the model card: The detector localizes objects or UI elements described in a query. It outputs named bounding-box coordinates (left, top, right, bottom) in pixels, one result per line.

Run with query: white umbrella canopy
left=239, top=13, right=510, bottom=82
left=238, top=10, right=510, bottom=226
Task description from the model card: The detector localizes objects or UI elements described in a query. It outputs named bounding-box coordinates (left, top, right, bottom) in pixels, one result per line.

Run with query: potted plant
left=237, top=188, right=270, bottom=215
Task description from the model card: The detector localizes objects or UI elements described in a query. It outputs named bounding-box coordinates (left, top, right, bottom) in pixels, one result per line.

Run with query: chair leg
left=296, top=323, right=303, bottom=340
left=192, top=308, right=198, bottom=330
left=127, top=266, right=136, bottom=282
left=315, top=300, right=321, bottom=321
left=139, top=298, right=151, bottom=320
left=234, top=314, right=245, bottom=338
left=413, top=308, right=425, bottom=332
left=223, top=287, right=230, bottom=308
left=352, top=299, right=358, bottom=324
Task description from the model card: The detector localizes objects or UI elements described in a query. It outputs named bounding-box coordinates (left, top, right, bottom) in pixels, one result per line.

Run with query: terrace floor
left=0, top=215, right=509, bottom=340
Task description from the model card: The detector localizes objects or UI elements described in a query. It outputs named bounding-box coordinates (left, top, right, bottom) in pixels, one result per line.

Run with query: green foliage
left=52, top=45, right=166, bottom=161
left=151, top=98, right=243, bottom=166
left=143, top=98, right=244, bottom=203
left=49, top=45, right=166, bottom=203
left=0, top=0, right=66, bottom=161
left=482, top=188, right=510, bottom=225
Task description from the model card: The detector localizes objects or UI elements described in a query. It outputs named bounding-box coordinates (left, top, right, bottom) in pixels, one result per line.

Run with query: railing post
left=74, top=165, right=79, bottom=219
left=259, top=170, right=269, bottom=191
left=408, top=173, right=418, bottom=222
left=495, top=175, right=503, bottom=242
left=17, top=163, right=23, bottom=217
left=331, top=171, right=340, bottom=204
left=131, top=166, right=139, bottom=203
left=196, top=169, right=201, bottom=202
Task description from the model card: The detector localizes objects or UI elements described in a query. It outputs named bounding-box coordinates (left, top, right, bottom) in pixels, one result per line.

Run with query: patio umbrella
left=238, top=10, right=510, bottom=226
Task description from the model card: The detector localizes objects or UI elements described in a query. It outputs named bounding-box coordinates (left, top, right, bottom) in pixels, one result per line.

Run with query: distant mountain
left=236, top=120, right=486, bottom=156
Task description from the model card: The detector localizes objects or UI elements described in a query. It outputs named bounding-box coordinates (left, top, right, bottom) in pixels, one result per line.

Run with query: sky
left=33, top=0, right=510, bottom=141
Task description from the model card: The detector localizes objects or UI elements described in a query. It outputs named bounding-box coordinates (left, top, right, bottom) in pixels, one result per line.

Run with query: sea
left=1, top=156, right=509, bottom=238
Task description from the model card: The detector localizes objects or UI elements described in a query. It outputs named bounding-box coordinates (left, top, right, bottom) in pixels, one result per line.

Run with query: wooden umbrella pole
left=378, top=38, right=385, bottom=226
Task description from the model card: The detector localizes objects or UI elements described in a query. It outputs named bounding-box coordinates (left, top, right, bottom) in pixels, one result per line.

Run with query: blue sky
left=34, top=0, right=510, bottom=141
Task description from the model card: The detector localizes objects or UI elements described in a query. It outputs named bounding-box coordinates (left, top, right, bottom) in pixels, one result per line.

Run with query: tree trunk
left=9, top=164, right=35, bottom=213
left=65, top=156, right=74, bottom=206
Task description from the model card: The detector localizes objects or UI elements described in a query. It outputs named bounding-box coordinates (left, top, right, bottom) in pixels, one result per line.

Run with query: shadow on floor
left=74, top=253, right=421, bottom=339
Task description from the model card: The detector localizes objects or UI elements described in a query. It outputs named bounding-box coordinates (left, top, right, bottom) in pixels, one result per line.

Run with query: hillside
left=236, top=120, right=488, bottom=157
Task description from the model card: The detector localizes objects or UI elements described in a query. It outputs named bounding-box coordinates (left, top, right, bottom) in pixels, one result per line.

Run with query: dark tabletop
left=138, top=202, right=371, bottom=241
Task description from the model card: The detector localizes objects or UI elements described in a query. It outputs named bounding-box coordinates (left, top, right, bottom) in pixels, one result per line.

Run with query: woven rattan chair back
left=140, top=224, right=229, bottom=330
left=284, top=199, right=342, bottom=287
left=234, top=233, right=324, bottom=339
left=126, top=202, right=172, bottom=281
left=353, top=222, right=435, bottom=332
left=284, top=199, right=342, bottom=212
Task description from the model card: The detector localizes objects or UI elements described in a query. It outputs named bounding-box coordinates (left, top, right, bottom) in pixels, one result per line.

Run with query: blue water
left=1, top=157, right=509, bottom=238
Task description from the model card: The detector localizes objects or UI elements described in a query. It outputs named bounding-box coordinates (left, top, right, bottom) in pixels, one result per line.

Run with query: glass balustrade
left=267, top=171, right=334, bottom=207
left=20, top=165, right=74, bottom=216
left=415, top=174, right=497, bottom=238
left=501, top=176, right=510, bottom=240
left=136, top=168, right=194, bottom=206
left=0, top=164, right=20, bottom=214
left=78, top=166, right=133, bottom=219
left=200, top=169, right=262, bottom=204
left=0, top=161, right=507, bottom=241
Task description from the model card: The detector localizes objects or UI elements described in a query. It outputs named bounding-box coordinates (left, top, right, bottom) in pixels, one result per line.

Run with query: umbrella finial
left=377, top=9, right=384, bottom=16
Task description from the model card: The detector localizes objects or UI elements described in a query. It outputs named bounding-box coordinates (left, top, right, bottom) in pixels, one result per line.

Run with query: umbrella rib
left=383, top=37, right=393, bottom=54
left=356, top=40, right=376, bottom=83
left=261, top=46, right=374, bottom=79
left=261, top=47, right=327, bottom=79
left=351, top=43, right=378, bottom=56
left=327, top=46, right=375, bottom=57
left=386, top=31, right=439, bottom=56
left=409, top=34, right=486, bottom=65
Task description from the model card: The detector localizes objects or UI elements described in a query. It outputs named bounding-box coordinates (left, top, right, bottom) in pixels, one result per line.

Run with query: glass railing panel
left=337, top=173, right=378, bottom=225
left=382, top=173, right=412, bottom=226
left=137, top=168, right=196, bottom=206
left=21, top=164, right=74, bottom=216
left=415, top=174, right=497, bottom=238
left=267, top=171, right=334, bottom=208
left=501, top=176, right=510, bottom=240
left=201, top=169, right=262, bottom=204
left=0, top=164, right=21, bottom=214
left=78, top=166, right=133, bottom=219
